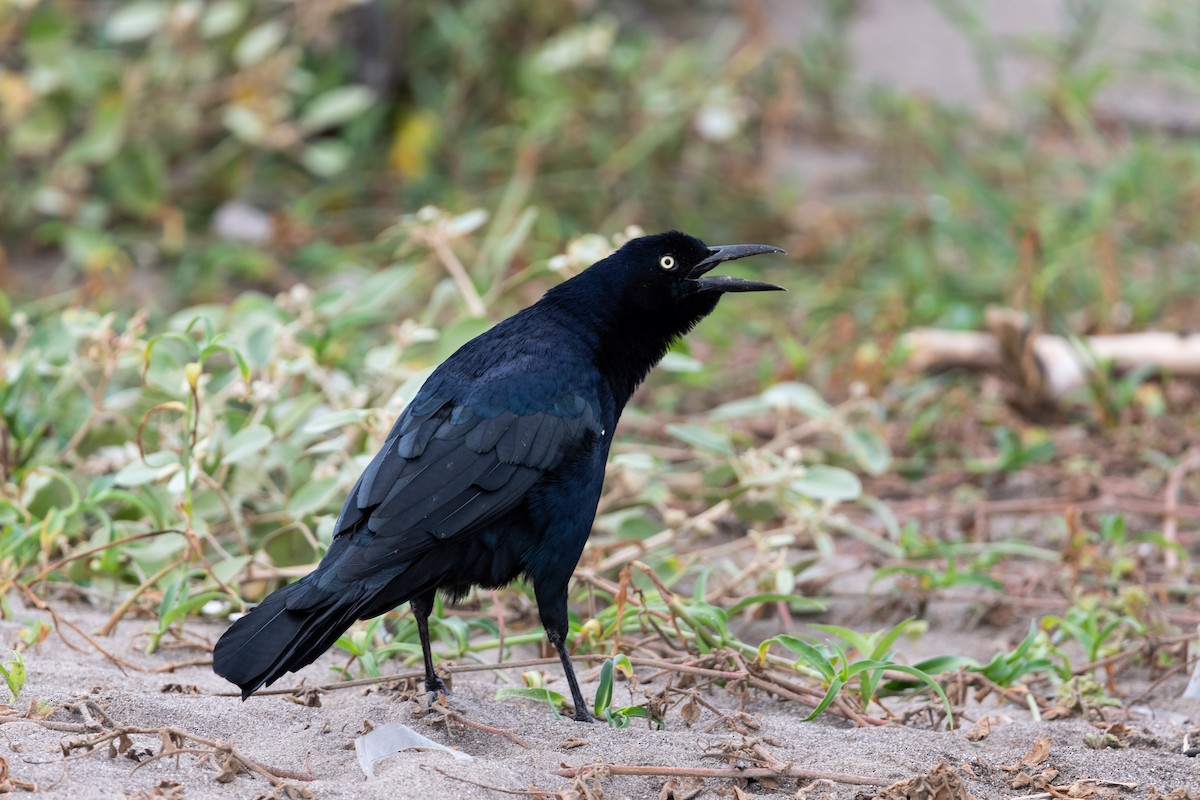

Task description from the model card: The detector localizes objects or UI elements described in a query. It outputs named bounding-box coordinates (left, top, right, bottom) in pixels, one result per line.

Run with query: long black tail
left=212, top=578, right=366, bottom=699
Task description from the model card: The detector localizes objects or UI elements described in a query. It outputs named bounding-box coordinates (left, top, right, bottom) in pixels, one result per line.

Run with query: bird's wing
left=333, top=388, right=601, bottom=543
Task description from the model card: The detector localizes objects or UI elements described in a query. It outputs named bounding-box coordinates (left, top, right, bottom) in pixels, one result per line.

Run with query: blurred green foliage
left=4, top=0, right=1200, bottom=345
left=0, top=0, right=784, bottom=301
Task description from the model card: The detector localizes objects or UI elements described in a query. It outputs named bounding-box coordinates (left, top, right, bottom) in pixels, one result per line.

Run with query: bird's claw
left=424, top=676, right=452, bottom=705
left=573, top=708, right=594, bottom=723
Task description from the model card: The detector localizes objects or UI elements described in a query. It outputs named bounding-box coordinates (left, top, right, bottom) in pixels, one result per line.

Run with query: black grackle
left=212, top=231, right=784, bottom=721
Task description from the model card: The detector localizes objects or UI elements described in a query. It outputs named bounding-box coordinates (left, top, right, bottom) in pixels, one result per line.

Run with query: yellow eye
left=659, top=255, right=676, bottom=270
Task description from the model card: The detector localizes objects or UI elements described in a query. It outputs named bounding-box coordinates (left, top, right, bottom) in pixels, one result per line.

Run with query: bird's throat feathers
left=539, top=258, right=721, bottom=407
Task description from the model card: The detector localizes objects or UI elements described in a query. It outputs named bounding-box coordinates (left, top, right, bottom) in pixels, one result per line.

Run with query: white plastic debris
left=354, top=722, right=472, bottom=778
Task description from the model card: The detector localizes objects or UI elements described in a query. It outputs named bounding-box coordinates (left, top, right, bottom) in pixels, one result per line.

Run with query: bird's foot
left=572, top=707, right=594, bottom=723
left=424, top=675, right=452, bottom=705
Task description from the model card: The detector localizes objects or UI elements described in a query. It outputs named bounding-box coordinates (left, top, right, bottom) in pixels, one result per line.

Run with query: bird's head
left=614, top=230, right=785, bottom=297
left=611, top=229, right=782, bottom=350
left=543, top=230, right=786, bottom=401
left=592, top=231, right=785, bottom=331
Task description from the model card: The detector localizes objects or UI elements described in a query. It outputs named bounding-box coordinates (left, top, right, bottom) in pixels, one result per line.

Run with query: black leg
left=546, top=625, right=593, bottom=722
left=532, top=579, right=593, bottom=722
left=410, top=591, right=448, bottom=696
left=535, top=581, right=592, bottom=722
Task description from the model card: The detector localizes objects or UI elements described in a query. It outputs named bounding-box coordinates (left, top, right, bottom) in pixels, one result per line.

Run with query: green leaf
left=844, top=426, right=891, bottom=476
left=683, top=602, right=729, bottom=640
left=709, top=396, right=768, bottom=419
left=614, top=513, right=658, bottom=541
left=300, top=86, right=376, bottom=132
left=12, top=105, right=64, bottom=157
left=345, top=266, right=416, bottom=315
left=915, top=655, right=981, bottom=674
left=611, top=653, right=633, bottom=679
left=372, top=641, right=422, bottom=661
left=0, top=651, right=26, bottom=701
left=727, top=593, right=825, bottom=617
left=234, top=20, right=287, bottom=67
left=495, top=687, right=569, bottom=715
left=811, top=619, right=913, bottom=661
left=432, top=616, right=470, bottom=654
left=245, top=324, right=277, bottom=368
left=211, top=555, right=253, bottom=587
left=287, top=477, right=340, bottom=517
left=113, top=452, right=178, bottom=487
left=334, top=632, right=365, bottom=657
left=873, top=663, right=953, bottom=725
left=605, top=705, right=648, bottom=728
left=594, top=657, right=616, bottom=717
left=302, top=408, right=373, bottom=434
left=301, top=140, right=354, bottom=177
left=791, top=465, right=861, bottom=501
left=103, top=145, right=166, bottom=217
left=104, top=1, right=168, bottom=42
left=761, top=382, right=832, bottom=417
left=200, top=0, right=247, bottom=38
left=882, top=655, right=979, bottom=693
left=23, top=8, right=73, bottom=50
left=223, top=105, right=266, bottom=144
left=67, top=93, right=127, bottom=164
left=801, top=677, right=845, bottom=721
left=759, top=635, right=835, bottom=681
left=159, top=590, right=229, bottom=629
left=665, top=423, right=733, bottom=457
left=659, top=353, right=704, bottom=373
left=223, top=424, right=274, bottom=465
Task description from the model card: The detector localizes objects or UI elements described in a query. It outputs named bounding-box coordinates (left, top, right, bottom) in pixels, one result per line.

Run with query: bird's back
left=213, top=300, right=614, bottom=694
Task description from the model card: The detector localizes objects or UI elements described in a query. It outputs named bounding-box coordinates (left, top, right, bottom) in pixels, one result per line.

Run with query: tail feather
left=212, top=579, right=365, bottom=699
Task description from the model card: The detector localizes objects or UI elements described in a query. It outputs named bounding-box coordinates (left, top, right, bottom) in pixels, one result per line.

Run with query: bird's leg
left=409, top=591, right=448, bottom=697
left=546, top=626, right=593, bottom=723
left=536, top=580, right=593, bottom=722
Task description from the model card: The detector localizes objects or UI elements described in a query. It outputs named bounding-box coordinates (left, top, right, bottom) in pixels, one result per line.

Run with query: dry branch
left=902, top=309, right=1200, bottom=402
left=0, top=699, right=313, bottom=796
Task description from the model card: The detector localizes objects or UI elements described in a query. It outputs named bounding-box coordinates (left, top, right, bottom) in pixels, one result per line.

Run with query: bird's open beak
left=688, top=243, right=786, bottom=292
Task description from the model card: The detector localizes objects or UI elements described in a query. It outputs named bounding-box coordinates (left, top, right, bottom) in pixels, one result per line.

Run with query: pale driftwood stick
left=902, top=327, right=1200, bottom=400
left=902, top=329, right=1002, bottom=373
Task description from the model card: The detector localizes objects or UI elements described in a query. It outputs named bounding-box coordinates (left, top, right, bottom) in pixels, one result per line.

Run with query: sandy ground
left=2, top=599, right=1198, bottom=800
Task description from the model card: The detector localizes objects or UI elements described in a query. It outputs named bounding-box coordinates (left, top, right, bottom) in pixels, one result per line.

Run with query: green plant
left=0, top=1, right=386, bottom=294
left=495, top=670, right=569, bottom=719
left=0, top=650, right=26, bottom=702
left=977, top=624, right=1062, bottom=686
left=146, top=569, right=231, bottom=654
left=18, top=620, right=51, bottom=649
left=757, top=620, right=953, bottom=724
left=874, top=554, right=1005, bottom=596
left=1044, top=599, right=1146, bottom=668
left=592, top=654, right=659, bottom=728
left=885, top=623, right=1067, bottom=700
left=874, top=522, right=1059, bottom=602
left=332, top=617, right=419, bottom=680
left=966, top=427, right=1055, bottom=474
left=1055, top=674, right=1122, bottom=712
